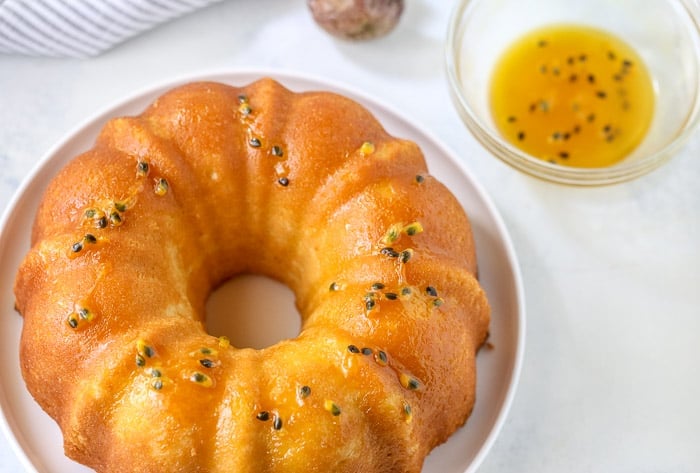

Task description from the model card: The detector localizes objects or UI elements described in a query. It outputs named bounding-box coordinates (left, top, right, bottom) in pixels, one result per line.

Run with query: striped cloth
left=0, top=0, right=222, bottom=58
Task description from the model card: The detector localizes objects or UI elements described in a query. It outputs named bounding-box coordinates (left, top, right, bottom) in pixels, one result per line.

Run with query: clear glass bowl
left=446, top=0, right=700, bottom=185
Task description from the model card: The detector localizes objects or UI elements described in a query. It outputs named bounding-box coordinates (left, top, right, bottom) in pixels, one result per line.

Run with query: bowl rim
left=445, top=0, right=700, bottom=186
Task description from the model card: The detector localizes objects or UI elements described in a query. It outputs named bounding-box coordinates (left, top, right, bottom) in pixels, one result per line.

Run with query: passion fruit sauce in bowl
left=446, top=0, right=700, bottom=185
left=489, top=24, right=655, bottom=168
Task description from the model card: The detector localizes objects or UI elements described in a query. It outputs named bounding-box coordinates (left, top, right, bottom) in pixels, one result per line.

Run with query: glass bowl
left=446, top=0, right=700, bottom=185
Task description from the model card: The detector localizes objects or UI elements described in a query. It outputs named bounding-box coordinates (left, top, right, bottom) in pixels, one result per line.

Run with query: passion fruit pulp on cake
left=490, top=24, right=655, bottom=168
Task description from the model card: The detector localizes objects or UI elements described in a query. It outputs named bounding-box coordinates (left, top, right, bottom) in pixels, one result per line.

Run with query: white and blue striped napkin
left=0, top=0, right=222, bottom=58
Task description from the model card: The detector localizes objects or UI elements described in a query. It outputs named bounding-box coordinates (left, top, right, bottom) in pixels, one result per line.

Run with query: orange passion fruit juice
left=490, top=24, right=655, bottom=167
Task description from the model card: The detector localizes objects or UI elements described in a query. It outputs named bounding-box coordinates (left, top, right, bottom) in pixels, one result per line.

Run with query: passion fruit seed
left=374, top=350, right=388, bottom=366
left=399, top=248, right=413, bottom=263
left=154, top=178, right=169, bottom=196
left=382, top=223, right=403, bottom=244
left=109, top=211, right=123, bottom=226
left=399, top=372, right=421, bottom=391
left=137, top=339, right=155, bottom=358
left=190, top=371, right=213, bottom=387
left=324, top=399, right=342, bottom=416
left=190, top=346, right=219, bottom=359
left=239, top=103, right=252, bottom=115
left=365, top=298, right=376, bottom=311
left=77, top=307, right=92, bottom=320
left=137, top=161, right=150, bottom=176
left=403, top=222, right=423, bottom=236
left=271, top=145, right=284, bottom=157
left=67, top=313, right=79, bottom=329
left=403, top=401, right=413, bottom=423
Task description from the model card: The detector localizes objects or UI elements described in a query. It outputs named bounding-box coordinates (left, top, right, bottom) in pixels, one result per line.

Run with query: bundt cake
left=13, top=77, right=490, bottom=472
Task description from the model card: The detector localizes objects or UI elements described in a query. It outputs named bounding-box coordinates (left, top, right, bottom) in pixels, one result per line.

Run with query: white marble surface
left=1, top=1, right=699, bottom=472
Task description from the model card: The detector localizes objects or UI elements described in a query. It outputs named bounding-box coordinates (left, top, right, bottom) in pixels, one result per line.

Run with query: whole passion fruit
left=307, top=0, right=404, bottom=41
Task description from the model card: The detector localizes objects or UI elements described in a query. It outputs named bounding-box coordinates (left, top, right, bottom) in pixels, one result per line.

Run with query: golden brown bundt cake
left=14, top=77, right=490, bottom=472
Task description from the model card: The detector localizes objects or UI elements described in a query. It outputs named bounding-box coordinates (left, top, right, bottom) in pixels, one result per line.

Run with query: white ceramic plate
left=0, top=70, right=525, bottom=473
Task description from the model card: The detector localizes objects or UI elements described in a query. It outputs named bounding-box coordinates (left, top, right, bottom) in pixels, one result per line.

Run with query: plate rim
left=0, top=67, right=525, bottom=473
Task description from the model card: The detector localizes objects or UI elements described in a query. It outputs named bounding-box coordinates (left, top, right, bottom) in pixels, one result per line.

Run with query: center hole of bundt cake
left=205, top=275, right=302, bottom=349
